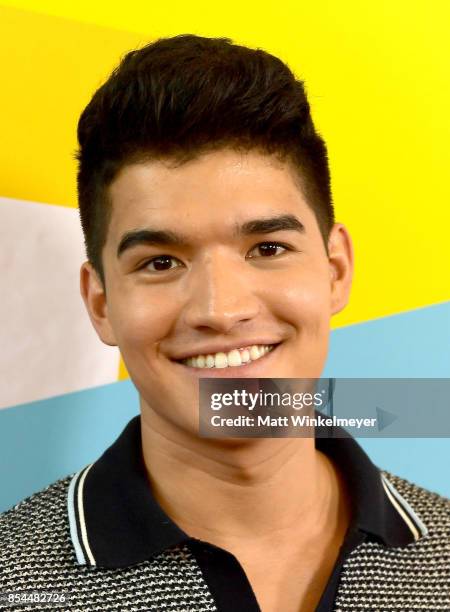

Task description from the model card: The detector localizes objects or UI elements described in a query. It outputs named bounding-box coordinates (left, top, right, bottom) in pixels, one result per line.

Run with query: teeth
left=181, top=344, right=276, bottom=369
left=196, top=355, right=206, bottom=368
left=250, top=345, right=261, bottom=360
left=214, top=352, right=228, bottom=368
left=227, top=349, right=242, bottom=367
left=241, top=349, right=250, bottom=363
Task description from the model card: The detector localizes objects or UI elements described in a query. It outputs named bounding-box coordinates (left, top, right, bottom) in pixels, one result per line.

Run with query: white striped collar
left=67, top=416, right=429, bottom=568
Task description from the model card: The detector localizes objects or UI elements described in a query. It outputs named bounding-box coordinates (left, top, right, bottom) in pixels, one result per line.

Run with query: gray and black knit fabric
left=333, top=472, right=450, bottom=611
left=0, top=474, right=217, bottom=612
left=0, top=471, right=449, bottom=611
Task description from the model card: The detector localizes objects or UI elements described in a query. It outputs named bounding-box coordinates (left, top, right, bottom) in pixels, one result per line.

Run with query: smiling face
left=80, top=149, right=353, bottom=437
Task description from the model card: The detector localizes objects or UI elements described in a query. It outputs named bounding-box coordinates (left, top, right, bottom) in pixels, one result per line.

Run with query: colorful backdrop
left=1, top=1, right=449, bottom=511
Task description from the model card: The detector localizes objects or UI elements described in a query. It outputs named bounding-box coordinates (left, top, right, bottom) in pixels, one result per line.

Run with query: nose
left=182, top=252, right=260, bottom=333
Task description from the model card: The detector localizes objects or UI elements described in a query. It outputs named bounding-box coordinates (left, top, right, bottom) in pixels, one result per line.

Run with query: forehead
left=106, top=149, right=317, bottom=244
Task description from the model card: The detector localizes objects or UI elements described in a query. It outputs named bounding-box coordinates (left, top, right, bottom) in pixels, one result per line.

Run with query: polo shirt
left=1, top=415, right=449, bottom=611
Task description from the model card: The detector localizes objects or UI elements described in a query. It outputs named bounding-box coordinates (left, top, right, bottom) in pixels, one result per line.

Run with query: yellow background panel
left=119, top=358, right=129, bottom=382
left=1, top=3, right=449, bottom=373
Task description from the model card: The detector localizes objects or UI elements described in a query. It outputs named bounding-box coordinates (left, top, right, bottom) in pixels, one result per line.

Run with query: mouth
left=174, top=343, right=280, bottom=371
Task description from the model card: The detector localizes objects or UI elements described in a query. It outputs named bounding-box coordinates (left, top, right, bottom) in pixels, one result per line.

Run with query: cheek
left=264, top=267, right=331, bottom=378
left=107, top=290, right=177, bottom=359
left=266, top=266, right=332, bottom=331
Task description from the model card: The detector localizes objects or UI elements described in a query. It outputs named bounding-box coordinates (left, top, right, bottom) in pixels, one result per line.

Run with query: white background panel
left=0, top=197, right=119, bottom=409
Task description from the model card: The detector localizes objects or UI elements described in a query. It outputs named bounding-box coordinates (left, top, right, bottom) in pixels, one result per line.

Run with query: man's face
left=81, top=149, right=352, bottom=437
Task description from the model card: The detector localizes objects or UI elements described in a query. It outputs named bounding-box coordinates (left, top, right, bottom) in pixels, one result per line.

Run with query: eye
left=247, top=242, right=290, bottom=258
left=140, top=255, right=183, bottom=272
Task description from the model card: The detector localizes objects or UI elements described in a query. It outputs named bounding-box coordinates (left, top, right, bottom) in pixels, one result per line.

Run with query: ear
left=80, top=261, right=118, bottom=346
left=327, top=223, right=354, bottom=315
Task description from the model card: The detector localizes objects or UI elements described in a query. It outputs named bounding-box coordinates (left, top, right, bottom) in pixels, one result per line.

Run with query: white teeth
left=241, top=349, right=250, bottom=363
left=214, top=352, right=228, bottom=368
left=227, top=349, right=242, bottom=367
left=194, top=355, right=206, bottom=368
left=181, top=344, right=276, bottom=369
left=250, top=345, right=261, bottom=360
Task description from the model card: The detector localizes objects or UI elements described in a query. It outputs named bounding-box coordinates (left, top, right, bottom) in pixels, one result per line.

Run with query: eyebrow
left=116, top=214, right=305, bottom=258
left=239, top=214, right=305, bottom=236
left=117, top=229, right=188, bottom=258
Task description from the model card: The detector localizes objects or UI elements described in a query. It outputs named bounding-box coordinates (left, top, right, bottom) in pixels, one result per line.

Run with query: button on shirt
left=67, top=416, right=430, bottom=611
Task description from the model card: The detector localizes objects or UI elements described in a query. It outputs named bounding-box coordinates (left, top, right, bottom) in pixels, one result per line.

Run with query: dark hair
left=77, top=34, right=334, bottom=286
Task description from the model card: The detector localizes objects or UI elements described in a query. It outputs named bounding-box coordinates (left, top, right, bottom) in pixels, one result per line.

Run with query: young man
left=1, top=35, right=448, bottom=612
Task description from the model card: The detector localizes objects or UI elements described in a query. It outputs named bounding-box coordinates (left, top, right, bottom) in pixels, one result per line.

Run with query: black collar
left=68, top=415, right=427, bottom=568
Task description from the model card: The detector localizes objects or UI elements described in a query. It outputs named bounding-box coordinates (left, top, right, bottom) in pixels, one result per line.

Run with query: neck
left=140, top=406, right=348, bottom=547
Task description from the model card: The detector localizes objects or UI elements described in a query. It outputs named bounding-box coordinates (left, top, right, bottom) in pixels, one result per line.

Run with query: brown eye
left=144, top=256, right=182, bottom=272
left=247, top=242, right=289, bottom=258
left=258, top=243, right=282, bottom=256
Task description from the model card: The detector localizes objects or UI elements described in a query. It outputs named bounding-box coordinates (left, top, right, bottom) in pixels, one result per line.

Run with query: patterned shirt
left=0, top=415, right=449, bottom=611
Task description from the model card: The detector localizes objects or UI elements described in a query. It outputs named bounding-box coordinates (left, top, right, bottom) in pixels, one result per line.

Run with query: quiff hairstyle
left=77, top=34, right=334, bottom=286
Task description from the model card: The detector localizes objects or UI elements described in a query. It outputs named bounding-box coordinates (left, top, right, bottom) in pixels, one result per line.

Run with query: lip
left=171, top=342, right=282, bottom=378
left=169, top=340, right=282, bottom=362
